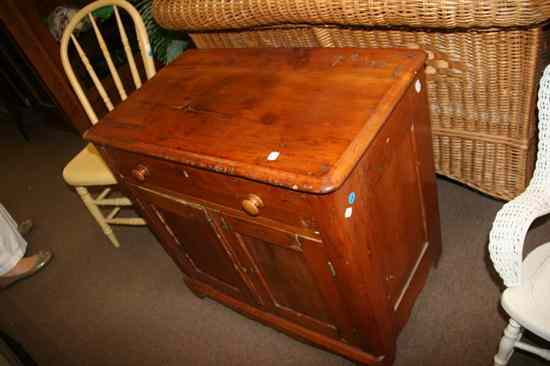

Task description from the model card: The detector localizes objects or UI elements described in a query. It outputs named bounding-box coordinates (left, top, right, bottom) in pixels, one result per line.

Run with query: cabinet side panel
left=411, top=73, right=443, bottom=265
left=313, top=149, right=397, bottom=359
left=312, top=73, right=440, bottom=362
left=363, top=86, right=428, bottom=305
left=390, top=74, right=441, bottom=331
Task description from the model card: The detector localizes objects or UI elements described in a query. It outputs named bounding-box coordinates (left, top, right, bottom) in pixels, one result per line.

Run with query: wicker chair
left=60, top=0, right=156, bottom=247
left=152, top=0, right=550, bottom=200
left=488, top=65, right=550, bottom=365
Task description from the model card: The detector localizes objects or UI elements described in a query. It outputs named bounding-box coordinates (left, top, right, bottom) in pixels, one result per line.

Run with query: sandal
left=0, top=250, right=53, bottom=289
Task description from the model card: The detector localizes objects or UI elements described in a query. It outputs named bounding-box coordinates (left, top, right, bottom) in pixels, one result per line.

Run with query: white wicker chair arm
left=489, top=189, right=550, bottom=287
left=489, top=64, right=550, bottom=287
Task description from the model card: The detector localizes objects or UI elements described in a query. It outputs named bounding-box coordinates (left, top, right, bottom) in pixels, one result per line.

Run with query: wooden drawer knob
left=241, top=194, right=264, bottom=216
left=132, top=164, right=150, bottom=181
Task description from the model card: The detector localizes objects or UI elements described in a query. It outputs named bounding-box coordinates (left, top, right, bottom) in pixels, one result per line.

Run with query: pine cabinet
left=86, top=48, right=442, bottom=365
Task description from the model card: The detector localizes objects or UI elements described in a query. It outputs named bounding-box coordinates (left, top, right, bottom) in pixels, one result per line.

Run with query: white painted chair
left=60, top=0, right=156, bottom=247
left=488, top=65, right=550, bottom=365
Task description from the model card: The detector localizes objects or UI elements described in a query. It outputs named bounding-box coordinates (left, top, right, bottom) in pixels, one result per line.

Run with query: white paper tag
left=344, top=207, right=353, bottom=219
left=267, top=151, right=280, bottom=161
left=415, top=79, right=422, bottom=93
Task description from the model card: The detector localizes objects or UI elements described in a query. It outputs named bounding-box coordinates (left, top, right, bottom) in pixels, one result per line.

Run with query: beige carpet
left=0, top=121, right=547, bottom=366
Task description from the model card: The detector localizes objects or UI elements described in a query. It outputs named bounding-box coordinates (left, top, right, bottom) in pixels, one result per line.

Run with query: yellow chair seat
left=63, top=143, right=117, bottom=186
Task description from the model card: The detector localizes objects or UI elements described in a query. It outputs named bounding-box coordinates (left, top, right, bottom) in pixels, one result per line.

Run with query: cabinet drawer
left=105, top=147, right=319, bottom=232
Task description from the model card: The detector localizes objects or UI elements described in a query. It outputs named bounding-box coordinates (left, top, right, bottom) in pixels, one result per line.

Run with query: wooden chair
left=60, top=0, right=156, bottom=247
left=488, top=64, right=550, bottom=365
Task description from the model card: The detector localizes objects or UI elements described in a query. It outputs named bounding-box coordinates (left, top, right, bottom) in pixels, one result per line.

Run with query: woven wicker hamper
left=152, top=0, right=550, bottom=200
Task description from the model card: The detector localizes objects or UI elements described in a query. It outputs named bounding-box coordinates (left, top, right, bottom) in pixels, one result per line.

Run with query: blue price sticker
left=347, top=192, right=356, bottom=205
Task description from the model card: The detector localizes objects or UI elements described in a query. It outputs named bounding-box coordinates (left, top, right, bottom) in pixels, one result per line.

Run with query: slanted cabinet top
left=85, top=48, right=425, bottom=193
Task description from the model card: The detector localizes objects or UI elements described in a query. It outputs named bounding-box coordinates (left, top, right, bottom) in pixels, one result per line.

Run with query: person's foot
left=17, top=219, right=33, bottom=237
left=0, top=250, right=53, bottom=289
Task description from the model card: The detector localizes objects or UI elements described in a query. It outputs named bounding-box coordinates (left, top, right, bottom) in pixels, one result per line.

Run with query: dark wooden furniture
left=0, top=0, right=90, bottom=133
left=0, top=20, right=57, bottom=140
left=85, top=48, right=442, bottom=366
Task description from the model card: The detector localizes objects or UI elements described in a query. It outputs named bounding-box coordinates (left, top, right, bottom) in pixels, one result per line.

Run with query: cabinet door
left=220, top=215, right=356, bottom=342
left=133, top=188, right=253, bottom=302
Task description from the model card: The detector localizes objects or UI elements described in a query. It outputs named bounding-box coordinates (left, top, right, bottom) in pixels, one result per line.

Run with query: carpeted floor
left=0, top=120, right=547, bottom=366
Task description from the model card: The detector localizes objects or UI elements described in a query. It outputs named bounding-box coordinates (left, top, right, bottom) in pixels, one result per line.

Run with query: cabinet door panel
left=222, top=216, right=354, bottom=341
left=134, top=188, right=252, bottom=302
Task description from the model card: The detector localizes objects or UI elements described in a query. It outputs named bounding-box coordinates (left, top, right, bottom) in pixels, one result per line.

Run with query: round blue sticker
left=348, top=192, right=356, bottom=205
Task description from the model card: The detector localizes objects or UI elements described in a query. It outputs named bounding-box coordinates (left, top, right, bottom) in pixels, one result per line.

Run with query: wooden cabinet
left=86, top=48, right=442, bottom=366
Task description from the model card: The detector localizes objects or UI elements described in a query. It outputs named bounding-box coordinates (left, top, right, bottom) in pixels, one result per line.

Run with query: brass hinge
left=327, top=261, right=336, bottom=278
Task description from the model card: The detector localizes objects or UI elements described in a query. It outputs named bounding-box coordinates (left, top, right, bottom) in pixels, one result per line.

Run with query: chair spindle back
left=60, top=0, right=156, bottom=125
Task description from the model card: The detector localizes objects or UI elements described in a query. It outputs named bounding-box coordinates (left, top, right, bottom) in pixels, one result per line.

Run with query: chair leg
left=494, top=319, right=522, bottom=366
left=76, top=186, right=120, bottom=248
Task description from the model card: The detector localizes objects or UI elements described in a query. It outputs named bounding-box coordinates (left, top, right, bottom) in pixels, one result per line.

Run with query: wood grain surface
left=86, top=48, right=426, bottom=193
left=87, top=47, right=440, bottom=366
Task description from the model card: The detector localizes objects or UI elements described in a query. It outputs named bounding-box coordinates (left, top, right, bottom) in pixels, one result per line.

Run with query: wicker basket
left=152, top=0, right=550, bottom=200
